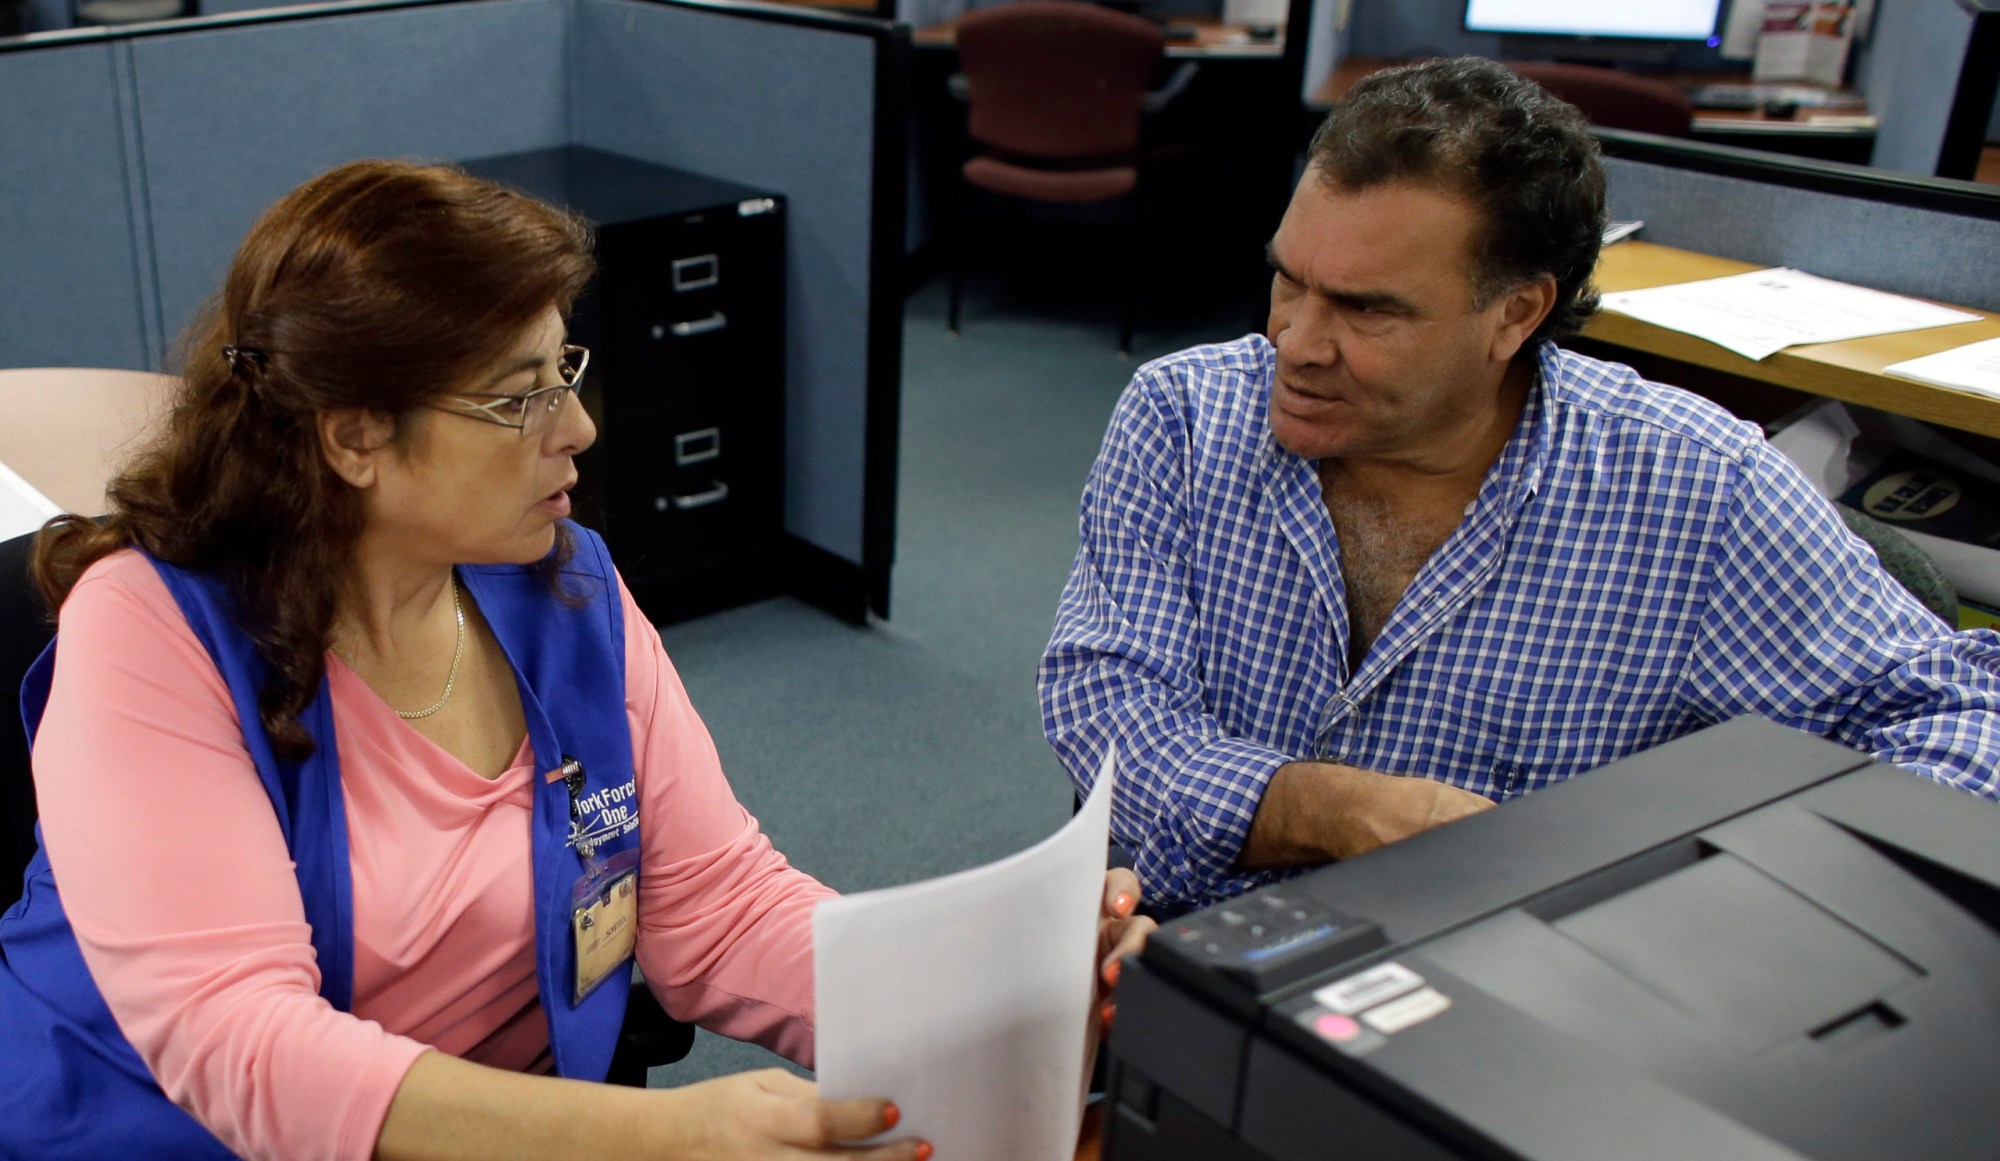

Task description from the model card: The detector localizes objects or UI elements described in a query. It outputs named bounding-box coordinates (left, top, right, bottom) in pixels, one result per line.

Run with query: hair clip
left=221, top=344, right=267, bottom=373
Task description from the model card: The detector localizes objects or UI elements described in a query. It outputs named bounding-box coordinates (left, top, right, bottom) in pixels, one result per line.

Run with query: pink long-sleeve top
left=31, top=549, right=833, bottom=1161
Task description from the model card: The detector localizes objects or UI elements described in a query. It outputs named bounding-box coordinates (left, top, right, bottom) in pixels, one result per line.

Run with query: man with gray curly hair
left=1039, top=56, right=2000, bottom=912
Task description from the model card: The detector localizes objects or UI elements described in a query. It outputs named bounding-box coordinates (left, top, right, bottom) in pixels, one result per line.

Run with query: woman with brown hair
left=0, top=159, right=1151, bottom=1160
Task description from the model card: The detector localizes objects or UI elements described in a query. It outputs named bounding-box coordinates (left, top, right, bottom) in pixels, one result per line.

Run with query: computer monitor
left=1465, top=0, right=1725, bottom=65
left=1104, top=717, right=2000, bottom=1161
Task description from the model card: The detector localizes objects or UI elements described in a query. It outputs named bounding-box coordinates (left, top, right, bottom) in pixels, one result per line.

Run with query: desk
left=0, top=369, right=174, bottom=520
left=1586, top=241, right=2000, bottom=439
left=1686, top=106, right=1876, bottom=166
left=1311, top=58, right=1875, bottom=165
left=913, top=15, right=1284, bottom=59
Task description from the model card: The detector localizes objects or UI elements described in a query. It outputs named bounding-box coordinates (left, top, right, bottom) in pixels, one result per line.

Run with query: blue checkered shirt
left=1039, top=336, right=2000, bottom=907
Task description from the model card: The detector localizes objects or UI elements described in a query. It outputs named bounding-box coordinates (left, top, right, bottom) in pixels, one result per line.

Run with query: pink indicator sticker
left=1314, top=1013, right=1361, bottom=1042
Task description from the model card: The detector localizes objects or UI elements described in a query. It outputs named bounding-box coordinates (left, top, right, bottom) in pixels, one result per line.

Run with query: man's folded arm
left=1682, top=443, right=2000, bottom=797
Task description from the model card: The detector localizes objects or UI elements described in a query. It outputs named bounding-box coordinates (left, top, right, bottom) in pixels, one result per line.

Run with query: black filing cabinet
left=460, top=147, right=786, bottom=623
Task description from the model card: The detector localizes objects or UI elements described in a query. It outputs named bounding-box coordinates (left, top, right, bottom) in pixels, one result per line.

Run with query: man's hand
left=1236, top=762, right=1496, bottom=869
left=1327, top=772, right=1494, bottom=858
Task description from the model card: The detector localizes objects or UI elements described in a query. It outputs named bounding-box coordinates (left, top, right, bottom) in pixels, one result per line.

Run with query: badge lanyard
left=552, top=755, right=640, bottom=1006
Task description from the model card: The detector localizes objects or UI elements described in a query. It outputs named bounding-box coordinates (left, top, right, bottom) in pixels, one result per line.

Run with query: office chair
left=0, top=373, right=691, bottom=1088
left=1506, top=62, right=1695, bottom=137
left=947, top=0, right=1197, bottom=357
left=0, top=531, right=46, bottom=912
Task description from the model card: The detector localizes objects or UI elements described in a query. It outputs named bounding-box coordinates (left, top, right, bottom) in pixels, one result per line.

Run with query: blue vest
left=0, top=525, right=640, bottom=1159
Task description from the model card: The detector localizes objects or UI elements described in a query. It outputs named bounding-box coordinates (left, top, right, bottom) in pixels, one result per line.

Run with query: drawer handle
left=661, top=481, right=729, bottom=510
left=672, top=253, right=720, bottom=292
left=668, top=312, right=728, bottom=338
left=674, top=427, right=721, bottom=465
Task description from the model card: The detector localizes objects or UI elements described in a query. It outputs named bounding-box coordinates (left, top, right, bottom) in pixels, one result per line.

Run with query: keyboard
left=1688, top=82, right=1864, bottom=111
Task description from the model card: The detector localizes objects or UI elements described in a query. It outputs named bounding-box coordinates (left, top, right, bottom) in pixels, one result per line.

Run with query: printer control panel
left=1155, top=887, right=1387, bottom=996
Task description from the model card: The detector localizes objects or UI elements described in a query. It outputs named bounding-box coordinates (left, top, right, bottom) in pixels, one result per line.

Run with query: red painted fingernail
left=1101, top=1002, right=1116, bottom=1028
left=882, top=1103, right=901, bottom=1130
left=915, top=1142, right=935, bottom=1161
left=1102, top=958, right=1122, bottom=987
left=1113, top=892, right=1135, bottom=917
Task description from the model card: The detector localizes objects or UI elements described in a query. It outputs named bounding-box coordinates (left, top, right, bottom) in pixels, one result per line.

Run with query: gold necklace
left=395, top=576, right=465, bottom=721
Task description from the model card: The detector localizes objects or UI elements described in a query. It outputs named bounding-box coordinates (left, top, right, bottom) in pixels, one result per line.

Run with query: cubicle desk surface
left=1313, top=59, right=1875, bottom=165
left=460, top=147, right=787, bottom=625
left=1686, top=105, right=1876, bottom=166
left=0, top=369, right=174, bottom=517
left=1588, top=240, right=2000, bottom=439
left=913, top=15, right=1284, bottom=59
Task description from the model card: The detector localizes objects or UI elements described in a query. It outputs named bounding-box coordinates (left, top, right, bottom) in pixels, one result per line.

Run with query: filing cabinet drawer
left=458, top=146, right=787, bottom=624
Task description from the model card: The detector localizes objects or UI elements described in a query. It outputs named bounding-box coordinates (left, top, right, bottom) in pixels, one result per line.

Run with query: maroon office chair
left=1506, top=62, right=1695, bottom=137
left=948, top=0, right=1180, bottom=357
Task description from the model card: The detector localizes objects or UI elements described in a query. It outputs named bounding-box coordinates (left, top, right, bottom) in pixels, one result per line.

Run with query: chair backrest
left=1507, top=62, right=1695, bottom=138
left=0, top=366, right=173, bottom=909
left=69, top=0, right=191, bottom=26
left=957, top=0, right=1165, bottom=161
left=1, top=530, right=49, bottom=911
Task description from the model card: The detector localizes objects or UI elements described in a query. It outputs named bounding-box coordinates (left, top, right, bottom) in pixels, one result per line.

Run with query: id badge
left=570, top=848, right=640, bottom=1006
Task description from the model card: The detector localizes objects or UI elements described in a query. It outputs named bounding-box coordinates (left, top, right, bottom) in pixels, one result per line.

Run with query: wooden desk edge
left=1586, top=241, right=2000, bottom=439
left=912, top=16, right=1283, bottom=58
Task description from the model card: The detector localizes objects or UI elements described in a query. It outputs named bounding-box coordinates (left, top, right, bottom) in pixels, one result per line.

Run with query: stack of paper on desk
left=1884, top=337, right=2000, bottom=400
left=814, top=754, right=1114, bottom=1161
left=0, top=459, right=59, bottom=542
left=1600, top=268, right=1980, bottom=361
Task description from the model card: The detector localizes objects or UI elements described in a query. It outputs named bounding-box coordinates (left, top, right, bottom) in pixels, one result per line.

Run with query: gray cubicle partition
left=1598, top=130, right=2000, bottom=315
left=0, top=40, right=153, bottom=368
left=1861, top=0, right=2000, bottom=181
left=571, top=0, right=909, bottom=613
left=131, top=0, right=569, bottom=351
left=0, top=0, right=908, bottom=622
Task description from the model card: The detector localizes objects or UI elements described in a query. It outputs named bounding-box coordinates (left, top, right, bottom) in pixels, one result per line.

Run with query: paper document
left=814, top=753, right=1114, bottom=1161
left=1600, top=268, right=1980, bottom=361
left=0, top=458, right=59, bottom=542
left=1602, top=220, right=1644, bottom=245
left=1884, top=337, right=2000, bottom=400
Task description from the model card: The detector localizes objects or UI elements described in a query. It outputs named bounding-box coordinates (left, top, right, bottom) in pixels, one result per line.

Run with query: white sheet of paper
left=0, top=458, right=60, bottom=542
left=1884, top=337, right=2000, bottom=400
left=814, top=752, right=1114, bottom=1161
left=1600, top=268, right=1980, bottom=361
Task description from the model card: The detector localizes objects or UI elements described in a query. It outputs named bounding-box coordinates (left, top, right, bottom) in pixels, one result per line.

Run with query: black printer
left=1103, top=717, right=2000, bottom=1161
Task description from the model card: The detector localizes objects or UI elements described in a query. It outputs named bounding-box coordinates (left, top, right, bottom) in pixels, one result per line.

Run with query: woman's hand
left=1095, top=867, right=1157, bottom=1033
left=659, top=1069, right=931, bottom=1161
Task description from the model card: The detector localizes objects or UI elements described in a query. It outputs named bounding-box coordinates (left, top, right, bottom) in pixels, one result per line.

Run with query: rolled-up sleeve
left=1681, top=445, right=2000, bottom=797
left=1040, top=378, right=1290, bottom=907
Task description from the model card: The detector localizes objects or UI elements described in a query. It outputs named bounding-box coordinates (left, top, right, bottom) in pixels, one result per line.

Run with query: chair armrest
left=1141, top=62, right=1199, bottom=115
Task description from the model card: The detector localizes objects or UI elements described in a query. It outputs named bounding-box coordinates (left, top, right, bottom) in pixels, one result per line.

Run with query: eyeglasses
left=433, top=344, right=589, bottom=438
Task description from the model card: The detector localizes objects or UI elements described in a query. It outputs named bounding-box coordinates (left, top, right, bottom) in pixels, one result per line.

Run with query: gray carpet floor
left=647, top=265, right=1256, bottom=1084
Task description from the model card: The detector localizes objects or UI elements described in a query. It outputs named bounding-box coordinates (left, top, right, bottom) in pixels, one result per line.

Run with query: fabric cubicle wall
left=1598, top=132, right=2000, bottom=315
left=1861, top=0, right=2000, bottom=181
left=0, top=0, right=568, bottom=370
left=570, top=0, right=908, bottom=611
left=0, top=41, right=153, bottom=369
left=0, top=0, right=905, bottom=620
left=131, top=0, right=572, bottom=364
